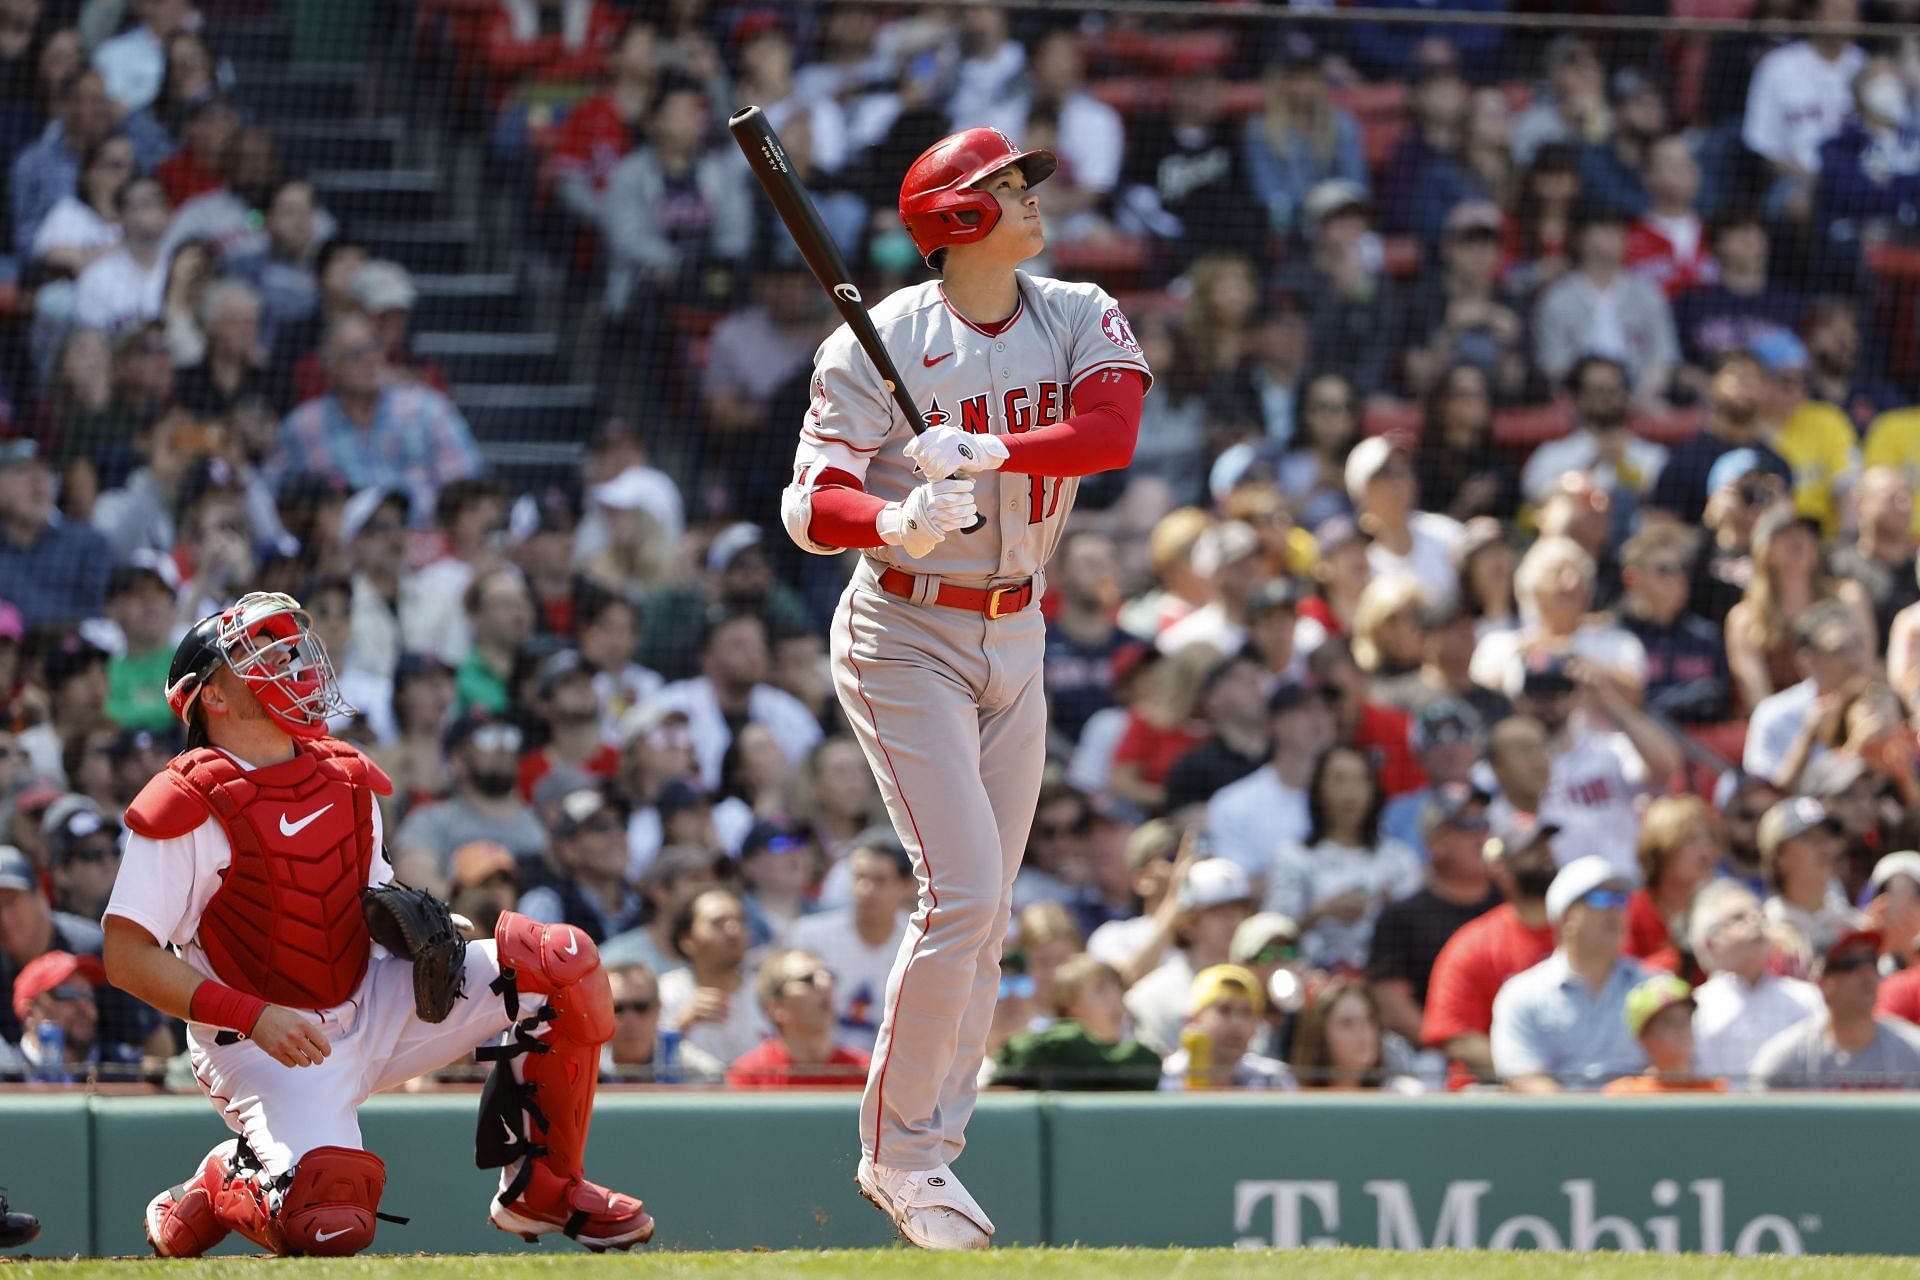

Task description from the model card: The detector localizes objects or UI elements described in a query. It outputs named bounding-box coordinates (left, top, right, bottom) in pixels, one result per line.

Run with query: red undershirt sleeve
left=806, top=468, right=890, bottom=548
left=998, top=369, right=1146, bottom=477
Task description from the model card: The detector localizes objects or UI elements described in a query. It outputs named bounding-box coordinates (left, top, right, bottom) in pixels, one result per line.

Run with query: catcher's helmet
left=899, top=127, right=1057, bottom=267
left=166, top=591, right=351, bottom=740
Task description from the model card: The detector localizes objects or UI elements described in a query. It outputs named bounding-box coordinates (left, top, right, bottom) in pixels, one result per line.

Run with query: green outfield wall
left=1, top=1091, right=1910, bottom=1257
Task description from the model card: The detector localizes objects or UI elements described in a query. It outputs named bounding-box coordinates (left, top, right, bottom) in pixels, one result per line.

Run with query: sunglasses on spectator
left=1826, top=952, right=1877, bottom=975
left=1250, top=943, right=1299, bottom=965
left=1035, top=822, right=1083, bottom=840
left=469, top=725, right=522, bottom=753
left=1444, top=814, right=1492, bottom=834
left=1640, top=560, right=1686, bottom=577
left=45, top=985, right=93, bottom=1003
left=65, top=844, right=118, bottom=865
left=1580, top=888, right=1630, bottom=912
left=614, top=999, right=656, bottom=1017
left=782, top=969, right=831, bottom=993
left=577, top=815, right=623, bottom=835
left=1735, top=480, right=1774, bottom=507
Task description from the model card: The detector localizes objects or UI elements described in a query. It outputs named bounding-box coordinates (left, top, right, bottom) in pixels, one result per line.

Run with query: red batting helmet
left=899, top=127, right=1057, bottom=266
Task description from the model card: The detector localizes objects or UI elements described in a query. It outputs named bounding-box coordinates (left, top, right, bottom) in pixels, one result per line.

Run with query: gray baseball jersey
left=782, top=268, right=1149, bottom=1174
left=786, top=269, right=1151, bottom=579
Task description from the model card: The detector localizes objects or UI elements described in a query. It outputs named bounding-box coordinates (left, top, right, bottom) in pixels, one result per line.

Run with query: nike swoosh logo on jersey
left=279, top=803, right=335, bottom=837
left=314, top=1227, right=353, bottom=1243
left=923, top=352, right=954, bottom=367
left=563, top=934, right=580, bottom=956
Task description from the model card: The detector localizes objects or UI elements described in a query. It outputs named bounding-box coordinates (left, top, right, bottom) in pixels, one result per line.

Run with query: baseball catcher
left=102, top=592, right=653, bottom=1256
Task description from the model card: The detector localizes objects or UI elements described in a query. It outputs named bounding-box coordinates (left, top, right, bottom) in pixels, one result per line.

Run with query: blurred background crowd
left=7, top=0, right=1920, bottom=1093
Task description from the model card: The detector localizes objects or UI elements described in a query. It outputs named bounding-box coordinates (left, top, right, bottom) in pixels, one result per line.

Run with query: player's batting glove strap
left=904, top=426, right=1009, bottom=480
left=362, top=882, right=467, bottom=1023
left=878, top=477, right=977, bottom=558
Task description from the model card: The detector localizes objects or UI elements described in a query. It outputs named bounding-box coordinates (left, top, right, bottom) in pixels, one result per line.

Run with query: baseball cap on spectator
left=615, top=701, right=690, bottom=748
left=1625, top=973, right=1695, bottom=1038
left=590, top=466, right=684, bottom=546
left=1413, top=698, right=1483, bottom=752
left=1267, top=680, right=1315, bottom=717
left=10, top=950, right=106, bottom=1023
left=1546, top=855, right=1629, bottom=925
left=1798, top=752, right=1869, bottom=799
left=1610, top=66, right=1659, bottom=105
left=531, top=765, right=595, bottom=815
left=0, top=600, right=21, bottom=643
left=1091, top=792, right=1147, bottom=830
left=555, top=787, right=628, bottom=836
left=1485, top=810, right=1561, bottom=862
left=1412, top=38, right=1463, bottom=81
left=43, top=795, right=119, bottom=863
left=656, top=779, right=707, bottom=820
left=848, top=824, right=911, bottom=869
left=1229, top=913, right=1300, bottom=965
left=452, top=840, right=518, bottom=889
left=0, top=845, right=35, bottom=892
left=1421, top=780, right=1492, bottom=836
left=394, top=652, right=454, bottom=684
left=1751, top=329, right=1808, bottom=374
left=442, top=710, right=521, bottom=756
left=1303, top=178, right=1368, bottom=230
left=707, top=523, right=764, bottom=576
left=109, top=549, right=181, bottom=597
left=1190, top=520, right=1260, bottom=579
left=1757, top=797, right=1842, bottom=860
left=1188, top=963, right=1265, bottom=1016
left=740, top=819, right=807, bottom=860
left=352, top=259, right=416, bottom=314
left=1247, top=577, right=1305, bottom=621
left=1705, top=447, right=1765, bottom=497
left=1109, top=639, right=1159, bottom=689
left=1818, top=928, right=1883, bottom=976
left=1271, top=28, right=1320, bottom=70
left=1869, top=850, right=1920, bottom=894
left=1343, top=436, right=1403, bottom=504
left=1514, top=651, right=1576, bottom=700
left=338, top=486, right=406, bottom=547
left=536, top=648, right=592, bottom=698
left=642, top=843, right=723, bottom=888
left=108, top=726, right=175, bottom=764
left=0, top=438, right=41, bottom=469
left=1445, top=200, right=1504, bottom=239
left=1125, top=818, right=1183, bottom=869
left=13, top=785, right=62, bottom=825
left=1179, top=858, right=1253, bottom=912
left=43, top=633, right=109, bottom=688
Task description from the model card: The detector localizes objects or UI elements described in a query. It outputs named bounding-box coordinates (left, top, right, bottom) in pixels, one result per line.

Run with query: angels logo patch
left=1101, top=306, right=1141, bottom=355
left=922, top=397, right=950, bottom=429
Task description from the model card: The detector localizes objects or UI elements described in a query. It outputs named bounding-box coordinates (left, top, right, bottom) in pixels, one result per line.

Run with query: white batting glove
left=877, top=477, right=977, bottom=558
left=903, top=427, right=1009, bottom=481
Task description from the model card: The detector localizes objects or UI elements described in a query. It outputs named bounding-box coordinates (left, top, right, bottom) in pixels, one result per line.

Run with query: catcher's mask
left=166, top=591, right=353, bottom=740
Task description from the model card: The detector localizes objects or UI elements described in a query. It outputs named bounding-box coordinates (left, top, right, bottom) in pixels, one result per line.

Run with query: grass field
left=8, top=1250, right=1920, bottom=1279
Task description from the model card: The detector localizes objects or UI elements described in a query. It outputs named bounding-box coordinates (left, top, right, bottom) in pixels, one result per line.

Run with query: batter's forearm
left=806, top=479, right=890, bottom=548
left=997, top=371, right=1144, bottom=477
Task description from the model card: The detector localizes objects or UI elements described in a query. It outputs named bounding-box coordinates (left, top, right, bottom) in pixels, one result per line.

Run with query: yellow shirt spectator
left=1768, top=399, right=1857, bottom=537
left=1864, top=407, right=1920, bottom=536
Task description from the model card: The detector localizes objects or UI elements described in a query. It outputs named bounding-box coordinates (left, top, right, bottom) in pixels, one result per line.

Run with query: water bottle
left=1181, top=1026, right=1213, bottom=1091
left=32, top=1021, right=67, bottom=1085
left=654, top=1028, right=681, bottom=1086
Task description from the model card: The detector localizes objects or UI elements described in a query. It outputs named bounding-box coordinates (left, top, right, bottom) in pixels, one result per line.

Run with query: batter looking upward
left=779, top=127, right=1151, bottom=1249
left=101, top=592, right=653, bottom=1257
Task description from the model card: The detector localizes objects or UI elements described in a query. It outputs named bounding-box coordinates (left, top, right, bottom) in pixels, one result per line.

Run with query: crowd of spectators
left=8, top=0, right=1920, bottom=1093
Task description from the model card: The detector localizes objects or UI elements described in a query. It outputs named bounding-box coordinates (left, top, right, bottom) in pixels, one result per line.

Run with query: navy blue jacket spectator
left=0, top=440, right=115, bottom=630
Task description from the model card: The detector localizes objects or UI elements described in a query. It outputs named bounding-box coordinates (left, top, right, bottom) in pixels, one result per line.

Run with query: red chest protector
left=126, top=738, right=394, bottom=1010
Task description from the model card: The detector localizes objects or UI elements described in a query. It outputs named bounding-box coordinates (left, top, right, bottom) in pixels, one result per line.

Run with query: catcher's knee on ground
left=278, top=1146, right=387, bottom=1256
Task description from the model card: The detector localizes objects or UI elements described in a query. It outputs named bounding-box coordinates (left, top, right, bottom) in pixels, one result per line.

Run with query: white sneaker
left=856, top=1157, right=994, bottom=1250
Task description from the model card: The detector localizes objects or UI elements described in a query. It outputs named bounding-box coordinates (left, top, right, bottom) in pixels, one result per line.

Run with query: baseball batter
left=780, top=128, right=1150, bottom=1249
left=100, top=592, right=652, bottom=1256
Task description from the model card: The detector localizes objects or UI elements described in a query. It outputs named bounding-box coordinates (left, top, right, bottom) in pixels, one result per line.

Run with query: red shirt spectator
left=1624, top=887, right=1670, bottom=958
left=1354, top=701, right=1426, bottom=797
left=517, top=742, right=620, bottom=802
left=154, top=147, right=224, bottom=208
left=1112, top=714, right=1209, bottom=789
left=1627, top=216, right=1714, bottom=299
left=725, top=1037, right=871, bottom=1088
left=1876, top=967, right=1920, bottom=1025
left=483, top=1, right=623, bottom=104
left=1421, top=902, right=1555, bottom=1089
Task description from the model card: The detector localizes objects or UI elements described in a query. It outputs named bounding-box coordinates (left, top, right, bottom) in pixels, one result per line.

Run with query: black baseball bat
left=728, top=104, right=984, bottom=532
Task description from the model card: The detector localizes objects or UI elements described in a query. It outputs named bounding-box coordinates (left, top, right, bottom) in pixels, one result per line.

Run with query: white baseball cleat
left=856, top=1156, right=994, bottom=1250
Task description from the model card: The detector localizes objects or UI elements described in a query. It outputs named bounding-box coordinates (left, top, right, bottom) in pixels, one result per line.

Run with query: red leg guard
left=279, top=1146, right=386, bottom=1256
left=145, top=1141, right=237, bottom=1258
left=489, top=911, right=651, bottom=1250
left=213, top=1164, right=286, bottom=1256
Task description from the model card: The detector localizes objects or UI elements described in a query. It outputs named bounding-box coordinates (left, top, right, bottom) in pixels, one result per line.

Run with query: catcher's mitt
left=362, top=882, right=467, bottom=1022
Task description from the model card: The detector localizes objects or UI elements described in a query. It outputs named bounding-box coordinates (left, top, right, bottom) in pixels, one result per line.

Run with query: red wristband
left=190, top=980, right=269, bottom=1036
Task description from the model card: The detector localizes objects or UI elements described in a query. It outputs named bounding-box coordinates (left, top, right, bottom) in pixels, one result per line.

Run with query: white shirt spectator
left=1765, top=887, right=1863, bottom=956
left=73, top=246, right=165, bottom=333
left=1520, top=432, right=1668, bottom=507
left=979, top=89, right=1126, bottom=211
left=1087, top=914, right=1171, bottom=974
left=1155, top=601, right=1245, bottom=657
left=1064, top=704, right=1128, bottom=796
left=1469, top=623, right=1649, bottom=694
left=649, top=677, right=823, bottom=790
left=948, top=40, right=1027, bottom=128
left=782, top=908, right=910, bottom=1054
left=1691, top=968, right=1823, bottom=1087
left=1263, top=836, right=1424, bottom=971
left=93, top=24, right=166, bottom=114
left=1742, top=40, right=1867, bottom=173
left=1744, top=679, right=1821, bottom=783
left=1537, top=725, right=1651, bottom=879
left=656, top=966, right=773, bottom=1065
left=1122, top=949, right=1195, bottom=1055
left=30, top=194, right=120, bottom=262
left=1204, top=764, right=1310, bottom=880
left=1367, top=512, right=1464, bottom=604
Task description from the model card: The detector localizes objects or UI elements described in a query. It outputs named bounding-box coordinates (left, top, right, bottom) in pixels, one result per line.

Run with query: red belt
left=877, top=567, right=1035, bottom=619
